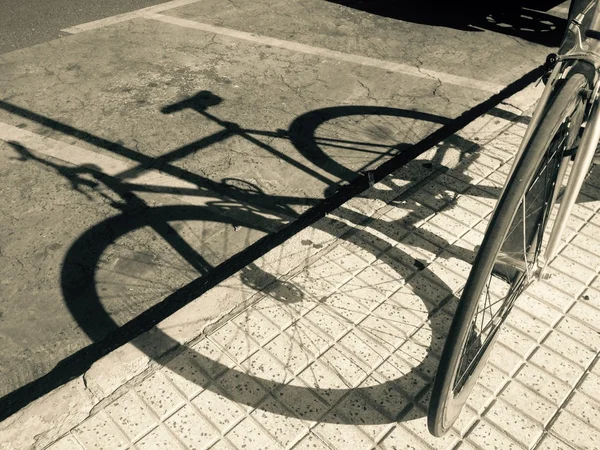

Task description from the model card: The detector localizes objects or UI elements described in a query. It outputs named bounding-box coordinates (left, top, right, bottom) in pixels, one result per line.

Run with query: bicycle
left=428, top=0, right=600, bottom=436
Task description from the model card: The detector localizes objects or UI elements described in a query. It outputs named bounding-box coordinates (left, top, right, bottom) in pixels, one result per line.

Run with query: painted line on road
left=0, top=122, right=209, bottom=206
left=143, top=12, right=505, bottom=94
left=61, top=0, right=204, bottom=34
left=61, top=1, right=505, bottom=94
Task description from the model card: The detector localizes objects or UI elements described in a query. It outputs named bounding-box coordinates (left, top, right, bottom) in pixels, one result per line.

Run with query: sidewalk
left=2, top=84, right=600, bottom=450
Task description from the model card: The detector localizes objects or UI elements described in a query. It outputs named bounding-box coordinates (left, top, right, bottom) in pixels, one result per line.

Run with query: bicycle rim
left=428, top=73, right=588, bottom=436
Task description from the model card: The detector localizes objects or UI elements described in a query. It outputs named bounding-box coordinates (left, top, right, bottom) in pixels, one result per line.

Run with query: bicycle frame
left=509, top=0, right=600, bottom=276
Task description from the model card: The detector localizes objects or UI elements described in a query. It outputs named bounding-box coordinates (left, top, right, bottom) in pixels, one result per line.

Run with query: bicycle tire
left=428, top=73, right=588, bottom=436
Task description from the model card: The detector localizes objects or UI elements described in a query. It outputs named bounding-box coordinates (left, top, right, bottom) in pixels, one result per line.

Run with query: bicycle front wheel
left=428, top=73, right=588, bottom=436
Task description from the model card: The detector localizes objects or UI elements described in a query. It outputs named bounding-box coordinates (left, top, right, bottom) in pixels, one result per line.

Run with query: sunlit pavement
left=3, top=1, right=599, bottom=449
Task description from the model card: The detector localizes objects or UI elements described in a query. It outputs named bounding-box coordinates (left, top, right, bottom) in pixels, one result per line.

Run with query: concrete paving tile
left=465, top=419, right=523, bottom=450
left=514, top=295, right=562, bottom=327
left=550, top=255, right=596, bottom=285
left=162, top=355, right=212, bottom=400
left=466, top=382, right=495, bottom=415
left=564, top=391, right=600, bottom=433
left=557, top=243, right=600, bottom=272
left=535, top=433, right=577, bottom=450
left=411, top=188, right=453, bottom=212
left=73, top=411, right=129, bottom=450
left=241, top=348, right=293, bottom=387
left=402, top=413, right=461, bottom=450
left=421, top=215, right=467, bottom=242
left=231, top=309, right=281, bottom=345
left=487, top=343, right=523, bottom=377
left=358, top=315, right=409, bottom=352
left=212, top=369, right=269, bottom=412
left=394, top=340, right=437, bottom=381
left=326, top=245, right=372, bottom=273
left=497, top=324, right=540, bottom=358
left=378, top=425, right=431, bottom=450
left=105, top=391, right=157, bottom=442
left=284, top=320, right=331, bottom=356
left=164, top=404, right=219, bottom=450
left=272, top=383, right=330, bottom=423
left=579, top=371, right=600, bottom=404
left=370, top=301, right=425, bottom=336
left=319, top=347, right=370, bottom=388
left=451, top=405, right=479, bottom=438
left=209, top=321, right=261, bottom=363
left=303, top=305, right=353, bottom=341
left=568, top=301, right=600, bottom=332
left=407, top=272, right=454, bottom=309
left=289, top=433, right=328, bottom=450
left=313, top=419, right=374, bottom=450
left=250, top=397, right=309, bottom=448
left=225, top=417, right=279, bottom=450
left=191, top=388, right=245, bottom=433
left=355, top=265, right=404, bottom=298
left=337, top=329, right=390, bottom=370
left=530, top=346, right=584, bottom=388
left=135, top=426, right=183, bottom=450
left=424, top=261, right=468, bottom=293
left=484, top=399, right=543, bottom=448
left=137, top=372, right=186, bottom=420
left=549, top=410, right=600, bottom=450
left=252, top=297, right=298, bottom=330
left=341, top=229, right=393, bottom=261
left=373, top=357, right=430, bottom=402
left=582, top=286, right=600, bottom=310
left=514, top=363, right=571, bottom=406
left=555, top=315, right=600, bottom=353
left=356, top=375, right=414, bottom=421
left=504, top=308, right=550, bottom=342
left=571, top=233, right=600, bottom=261
left=45, top=435, right=85, bottom=450
left=304, top=257, right=356, bottom=289
left=290, top=270, right=338, bottom=299
left=527, top=282, right=575, bottom=312
left=296, top=358, right=349, bottom=407
left=500, top=381, right=557, bottom=427
left=331, top=390, right=392, bottom=436
left=397, top=229, right=445, bottom=263
left=543, top=270, right=587, bottom=299
left=262, top=333, right=315, bottom=376
left=474, top=361, right=510, bottom=395
left=542, top=330, right=596, bottom=368
left=192, top=337, right=239, bottom=379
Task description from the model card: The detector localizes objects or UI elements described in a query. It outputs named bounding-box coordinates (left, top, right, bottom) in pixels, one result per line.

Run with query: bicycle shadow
left=326, top=0, right=566, bottom=46
left=0, top=92, right=514, bottom=427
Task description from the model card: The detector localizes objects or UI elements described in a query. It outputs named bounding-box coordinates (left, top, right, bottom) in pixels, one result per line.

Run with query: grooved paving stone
left=241, top=348, right=292, bottom=387
left=529, top=346, right=583, bottom=387
left=515, top=362, right=571, bottom=406
left=500, top=381, right=556, bottom=427
left=105, top=391, right=156, bottom=442
left=555, top=315, right=600, bottom=352
left=224, top=417, right=278, bottom=450
left=73, top=411, right=129, bottom=450
left=559, top=242, right=600, bottom=271
left=550, top=410, right=600, bottom=450
left=564, top=392, right=600, bottom=432
left=135, top=426, right=183, bottom=450
left=209, top=321, right=261, bottom=363
left=496, top=325, right=538, bottom=359
left=504, top=308, right=549, bottom=342
left=190, top=387, right=245, bottom=432
left=484, top=399, right=543, bottom=448
left=137, top=372, right=186, bottom=419
left=231, top=309, right=281, bottom=345
left=191, top=337, right=238, bottom=380
left=313, top=419, right=374, bottom=450
left=580, top=371, right=600, bottom=403
left=466, top=419, right=523, bottom=450
left=303, top=305, right=352, bottom=341
left=250, top=397, right=309, bottom=448
left=569, top=301, right=600, bottom=332
left=337, top=328, right=389, bottom=369
left=544, top=271, right=586, bottom=299
left=526, top=282, right=575, bottom=312
left=550, top=255, right=596, bottom=284
left=378, top=425, right=431, bottom=450
left=46, top=435, right=85, bottom=450
left=213, top=369, right=269, bottom=412
left=263, top=333, right=314, bottom=376
left=162, top=353, right=212, bottom=400
left=542, top=330, right=595, bottom=368
left=164, top=404, right=219, bottom=450
left=536, top=434, right=577, bottom=450
left=514, top=295, right=561, bottom=327
left=289, top=433, right=328, bottom=450
left=319, top=292, right=371, bottom=324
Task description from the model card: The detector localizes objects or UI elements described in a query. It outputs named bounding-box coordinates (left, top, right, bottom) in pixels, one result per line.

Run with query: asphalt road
left=0, top=0, right=167, bottom=54
left=0, top=0, right=571, bottom=416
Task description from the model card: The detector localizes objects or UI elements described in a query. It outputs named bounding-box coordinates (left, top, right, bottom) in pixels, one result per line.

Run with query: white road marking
left=61, top=0, right=204, bottom=34
left=61, top=1, right=506, bottom=94
left=143, top=13, right=505, bottom=94
left=0, top=122, right=210, bottom=206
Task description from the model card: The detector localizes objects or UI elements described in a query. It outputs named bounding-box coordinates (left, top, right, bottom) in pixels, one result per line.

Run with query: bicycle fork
left=541, top=84, right=600, bottom=276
